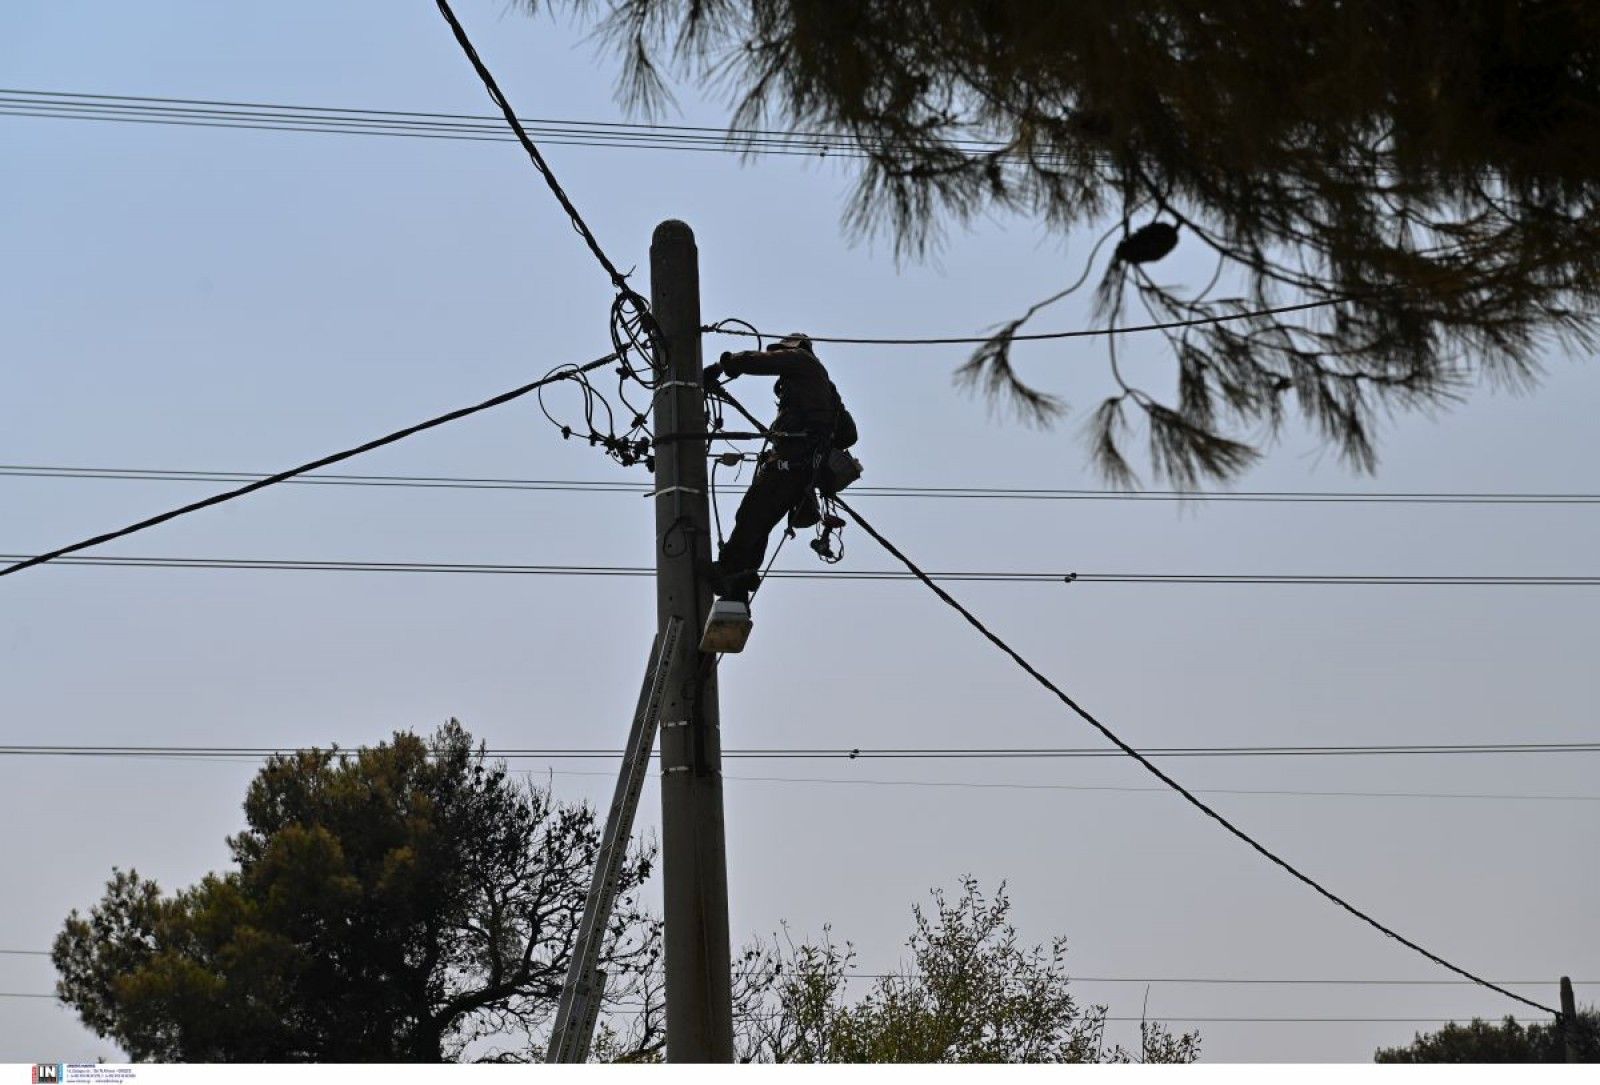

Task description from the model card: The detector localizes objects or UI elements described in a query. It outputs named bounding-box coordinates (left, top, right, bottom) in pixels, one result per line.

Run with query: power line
left=0, top=993, right=1556, bottom=1023
left=1094, top=1016, right=1556, bottom=1024
left=6, top=553, right=1595, bottom=587
left=7, top=464, right=1597, bottom=506
left=0, top=354, right=617, bottom=581
left=831, top=493, right=1560, bottom=1016
left=0, top=90, right=1465, bottom=360
left=5, top=90, right=1353, bottom=350
left=0, top=90, right=1501, bottom=183
left=2, top=742, right=1593, bottom=761
left=0, top=944, right=1585, bottom=987
left=4, top=935, right=1587, bottom=986
left=0, top=87, right=992, bottom=159
left=705, top=297, right=1351, bottom=346
left=8, top=752, right=1593, bottom=800
left=0, top=103, right=882, bottom=161
left=433, top=1, right=633, bottom=293
left=1076, top=979, right=1598, bottom=987
left=717, top=773, right=1600, bottom=803
left=3, top=115, right=898, bottom=167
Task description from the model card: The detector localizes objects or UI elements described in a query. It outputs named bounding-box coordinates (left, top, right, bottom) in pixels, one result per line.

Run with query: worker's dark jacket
left=722, top=347, right=856, bottom=456
left=712, top=346, right=857, bottom=583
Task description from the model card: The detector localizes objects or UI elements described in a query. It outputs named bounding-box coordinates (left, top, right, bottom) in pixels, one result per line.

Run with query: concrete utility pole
left=649, top=219, right=735, bottom=1062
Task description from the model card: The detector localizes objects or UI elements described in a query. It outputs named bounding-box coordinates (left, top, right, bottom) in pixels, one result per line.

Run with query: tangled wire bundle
left=534, top=293, right=667, bottom=470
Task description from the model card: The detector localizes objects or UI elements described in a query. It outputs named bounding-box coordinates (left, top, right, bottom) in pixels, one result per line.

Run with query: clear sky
left=1, top=0, right=1595, bottom=1064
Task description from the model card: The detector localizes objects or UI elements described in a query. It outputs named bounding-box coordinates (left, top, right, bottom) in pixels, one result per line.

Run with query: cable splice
left=830, top=493, right=1559, bottom=1017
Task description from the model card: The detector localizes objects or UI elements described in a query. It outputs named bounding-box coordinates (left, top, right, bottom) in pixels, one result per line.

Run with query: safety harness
left=779, top=376, right=861, bottom=564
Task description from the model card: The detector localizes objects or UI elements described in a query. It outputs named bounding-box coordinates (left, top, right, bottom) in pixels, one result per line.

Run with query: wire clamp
left=647, top=486, right=704, bottom=499
left=662, top=765, right=691, bottom=776
left=661, top=719, right=689, bottom=730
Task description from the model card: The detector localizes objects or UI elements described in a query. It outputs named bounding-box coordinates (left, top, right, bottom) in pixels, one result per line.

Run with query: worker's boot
left=707, top=561, right=759, bottom=603
left=721, top=570, right=760, bottom=604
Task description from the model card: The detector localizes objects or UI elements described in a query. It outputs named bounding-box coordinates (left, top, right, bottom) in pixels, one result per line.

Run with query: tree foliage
left=1375, top=1009, right=1600, bottom=1063
left=730, top=878, right=1199, bottom=1063
left=531, top=0, right=1600, bottom=483
left=53, top=721, right=661, bottom=1062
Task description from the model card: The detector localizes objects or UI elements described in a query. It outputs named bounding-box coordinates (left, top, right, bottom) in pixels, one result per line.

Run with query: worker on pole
left=702, top=333, right=859, bottom=603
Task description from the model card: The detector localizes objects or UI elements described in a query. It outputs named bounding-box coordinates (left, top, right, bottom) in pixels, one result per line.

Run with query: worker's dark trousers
left=716, top=459, right=813, bottom=582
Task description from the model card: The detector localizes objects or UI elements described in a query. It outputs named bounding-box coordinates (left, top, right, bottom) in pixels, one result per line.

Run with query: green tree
left=527, top=1, right=1600, bottom=484
left=731, top=878, right=1199, bottom=1063
left=52, top=721, right=661, bottom=1062
left=1376, top=1010, right=1600, bottom=1063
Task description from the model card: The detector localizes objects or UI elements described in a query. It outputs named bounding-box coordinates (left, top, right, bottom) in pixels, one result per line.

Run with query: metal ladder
left=545, top=616, right=683, bottom=1063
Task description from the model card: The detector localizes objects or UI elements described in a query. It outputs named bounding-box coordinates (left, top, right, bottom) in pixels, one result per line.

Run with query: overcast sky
left=2, top=0, right=1595, bottom=1064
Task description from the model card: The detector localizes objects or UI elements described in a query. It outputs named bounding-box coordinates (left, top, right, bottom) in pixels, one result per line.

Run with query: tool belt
left=761, top=446, right=861, bottom=492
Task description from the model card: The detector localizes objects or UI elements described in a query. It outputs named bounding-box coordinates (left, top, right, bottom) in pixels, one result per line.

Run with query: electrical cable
left=0, top=991, right=1558, bottom=1023
left=0, top=106, right=942, bottom=162
left=4, top=756, right=1594, bottom=799
left=538, top=765, right=1598, bottom=803
left=3, top=742, right=1593, bottom=761
left=6, top=465, right=1596, bottom=505
left=0, top=353, right=618, bottom=580
left=433, top=0, right=668, bottom=462
left=534, top=355, right=654, bottom=469
left=433, top=1, right=632, bottom=293
left=717, top=772, right=1600, bottom=803
left=0, top=87, right=1031, bottom=160
left=830, top=493, right=1560, bottom=1016
left=6, top=554, right=1594, bottom=586
left=710, top=454, right=727, bottom=548
left=0, top=941, right=1583, bottom=985
left=2, top=90, right=1490, bottom=181
left=747, top=526, right=793, bottom=605
left=702, top=297, right=1349, bottom=346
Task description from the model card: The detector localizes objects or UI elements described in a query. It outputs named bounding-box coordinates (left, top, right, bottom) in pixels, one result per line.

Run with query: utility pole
left=649, top=219, right=735, bottom=1062
left=1560, top=975, right=1578, bottom=1063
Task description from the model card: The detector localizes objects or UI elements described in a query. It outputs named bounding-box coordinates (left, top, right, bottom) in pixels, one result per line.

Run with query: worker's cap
left=768, top=332, right=813, bottom=352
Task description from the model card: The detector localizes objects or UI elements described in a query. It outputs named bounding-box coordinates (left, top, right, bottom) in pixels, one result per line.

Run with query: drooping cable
left=534, top=354, right=654, bottom=469
left=703, top=296, right=1349, bottom=346
left=830, top=493, right=1559, bottom=1017
left=0, top=353, right=618, bottom=580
